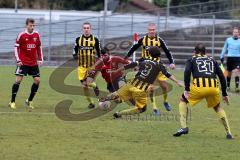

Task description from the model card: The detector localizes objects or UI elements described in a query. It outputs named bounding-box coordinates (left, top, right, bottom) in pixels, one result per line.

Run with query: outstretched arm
left=125, top=38, right=143, bottom=59
left=215, top=61, right=228, bottom=97
left=159, top=63, right=183, bottom=87
left=184, top=59, right=192, bottom=91
left=159, top=37, right=174, bottom=64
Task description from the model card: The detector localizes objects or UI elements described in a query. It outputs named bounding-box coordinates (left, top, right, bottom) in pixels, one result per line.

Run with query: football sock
left=28, top=83, right=39, bottom=101
left=149, top=92, right=157, bottom=110
left=217, top=109, right=231, bottom=135
left=86, top=96, right=94, bottom=104
left=83, top=88, right=94, bottom=104
left=163, top=93, right=168, bottom=103
left=235, top=76, right=239, bottom=88
left=11, top=82, right=20, bottom=103
left=88, top=82, right=97, bottom=88
left=119, top=107, right=140, bottom=116
left=226, top=76, right=231, bottom=88
left=179, top=101, right=188, bottom=128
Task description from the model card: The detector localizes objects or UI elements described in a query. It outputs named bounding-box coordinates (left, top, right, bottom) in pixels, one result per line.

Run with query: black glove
left=220, top=58, right=224, bottom=64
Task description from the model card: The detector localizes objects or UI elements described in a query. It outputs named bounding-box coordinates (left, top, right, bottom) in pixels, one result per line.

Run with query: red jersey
left=14, top=30, right=43, bottom=66
left=95, top=56, right=129, bottom=83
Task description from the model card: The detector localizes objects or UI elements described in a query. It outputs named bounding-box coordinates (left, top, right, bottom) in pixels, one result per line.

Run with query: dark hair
left=148, top=46, right=161, bottom=58
left=101, top=47, right=109, bottom=55
left=26, top=18, right=35, bottom=25
left=233, top=27, right=239, bottom=30
left=195, top=43, right=206, bottom=55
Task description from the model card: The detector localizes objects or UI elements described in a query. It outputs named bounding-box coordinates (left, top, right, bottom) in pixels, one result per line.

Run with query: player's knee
left=162, top=85, right=168, bottom=91
left=213, top=103, right=221, bottom=112
left=148, top=85, right=155, bottom=93
left=138, top=105, right=147, bottom=113
left=160, top=83, right=168, bottom=91
left=34, top=78, right=40, bottom=85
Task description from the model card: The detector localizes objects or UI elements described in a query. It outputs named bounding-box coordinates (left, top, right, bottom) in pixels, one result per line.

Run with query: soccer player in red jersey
left=94, top=48, right=130, bottom=93
left=9, top=18, right=43, bottom=111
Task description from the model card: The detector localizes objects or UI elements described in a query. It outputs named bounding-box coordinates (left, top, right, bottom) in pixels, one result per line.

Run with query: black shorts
left=226, top=57, right=240, bottom=72
left=107, top=77, right=126, bottom=93
left=15, top=65, right=40, bottom=77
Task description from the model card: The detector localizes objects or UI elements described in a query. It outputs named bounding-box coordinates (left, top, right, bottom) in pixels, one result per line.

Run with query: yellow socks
left=88, top=82, right=97, bottom=88
left=163, top=93, right=168, bottom=103
left=83, top=88, right=94, bottom=104
left=149, top=92, right=157, bottom=110
left=179, top=101, right=188, bottom=128
left=217, top=109, right=231, bottom=135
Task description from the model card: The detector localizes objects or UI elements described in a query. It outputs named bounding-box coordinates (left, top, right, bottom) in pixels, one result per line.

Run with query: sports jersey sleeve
left=159, top=63, right=172, bottom=78
left=94, top=58, right=104, bottom=70
left=184, top=59, right=192, bottom=91
left=124, top=61, right=138, bottom=70
left=94, top=37, right=101, bottom=58
left=126, top=37, right=143, bottom=58
left=214, top=61, right=228, bottom=96
left=36, top=34, right=43, bottom=61
left=111, top=56, right=129, bottom=64
left=73, top=37, right=79, bottom=59
left=159, top=37, right=174, bottom=64
left=220, top=39, right=228, bottom=59
left=14, top=33, right=23, bottom=62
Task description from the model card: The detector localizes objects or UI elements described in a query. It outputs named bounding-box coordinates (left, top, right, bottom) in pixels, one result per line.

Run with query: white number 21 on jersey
left=196, top=59, right=214, bottom=74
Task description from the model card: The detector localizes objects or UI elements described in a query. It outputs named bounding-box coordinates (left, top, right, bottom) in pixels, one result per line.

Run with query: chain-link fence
left=0, top=0, right=240, bottom=65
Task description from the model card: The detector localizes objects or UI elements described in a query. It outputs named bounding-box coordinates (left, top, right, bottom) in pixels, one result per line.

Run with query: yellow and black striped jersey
left=73, top=34, right=101, bottom=68
left=126, top=34, right=174, bottom=64
left=184, top=54, right=227, bottom=96
left=124, top=57, right=172, bottom=91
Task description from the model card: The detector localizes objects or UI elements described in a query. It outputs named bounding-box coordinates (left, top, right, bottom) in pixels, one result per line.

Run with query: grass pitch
left=0, top=66, right=240, bottom=160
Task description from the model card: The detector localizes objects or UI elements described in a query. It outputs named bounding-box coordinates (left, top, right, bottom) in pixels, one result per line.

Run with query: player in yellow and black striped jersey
left=173, top=43, right=233, bottom=139
left=99, top=47, right=183, bottom=118
left=125, top=23, right=175, bottom=115
left=73, top=22, right=101, bottom=109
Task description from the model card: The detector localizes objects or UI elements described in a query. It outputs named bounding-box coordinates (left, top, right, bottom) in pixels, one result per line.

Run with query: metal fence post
left=211, top=15, right=216, bottom=59
left=157, top=11, right=160, bottom=32
left=64, top=21, right=67, bottom=55
left=15, top=0, right=18, bottom=13
left=97, top=17, right=100, bottom=39
left=131, top=12, right=134, bottom=35
left=165, top=0, right=170, bottom=30
left=198, top=4, right=201, bottom=26
left=48, top=8, right=52, bottom=62
left=102, top=0, right=108, bottom=46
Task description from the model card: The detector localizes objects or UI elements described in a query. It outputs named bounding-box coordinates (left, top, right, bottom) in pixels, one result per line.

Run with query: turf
left=0, top=66, right=240, bottom=160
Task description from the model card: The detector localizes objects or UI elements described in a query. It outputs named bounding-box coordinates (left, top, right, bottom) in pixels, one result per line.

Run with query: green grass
left=0, top=66, right=240, bottom=160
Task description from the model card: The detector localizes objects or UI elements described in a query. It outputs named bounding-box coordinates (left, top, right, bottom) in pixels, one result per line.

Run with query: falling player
left=99, top=47, right=183, bottom=118
left=173, top=44, right=233, bottom=139
left=9, top=18, right=43, bottom=111
left=94, top=48, right=130, bottom=93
